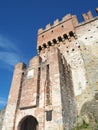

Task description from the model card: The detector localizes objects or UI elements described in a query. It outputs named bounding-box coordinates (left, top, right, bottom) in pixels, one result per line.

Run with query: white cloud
left=0, top=35, right=27, bottom=69
left=0, top=35, right=19, bottom=52
left=0, top=52, right=20, bottom=66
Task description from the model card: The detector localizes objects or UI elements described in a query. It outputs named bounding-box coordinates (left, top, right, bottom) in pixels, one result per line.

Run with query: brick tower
left=2, top=8, right=98, bottom=130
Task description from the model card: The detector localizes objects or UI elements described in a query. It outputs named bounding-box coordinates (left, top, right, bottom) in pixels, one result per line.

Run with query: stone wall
left=0, top=108, right=5, bottom=130
left=75, top=18, right=98, bottom=113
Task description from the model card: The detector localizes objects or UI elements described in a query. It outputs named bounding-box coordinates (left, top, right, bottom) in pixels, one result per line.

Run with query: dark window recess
left=61, top=25, right=64, bottom=28
left=42, top=35, right=44, bottom=38
left=51, top=30, right=54, bottom=33
left=39, top=46, right=42, bottom=51
left=52, top=39, right=57, bottom=44
left=43, top=43, right=47, bottom=48
left=48, top=41, right=52, bottom=46
left=46, top=110, right=52, bottom=121
left=58, top=36, right=62, bottom=42
left=63, top=34, right=68, bottom=39
left=22, top=72, right=24, bottom=76
left=72, top=49, right=74, bottom=51
left=69, top=31, right=74, bottom=37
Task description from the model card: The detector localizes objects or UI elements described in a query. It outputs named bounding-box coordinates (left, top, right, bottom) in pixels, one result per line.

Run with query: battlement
left=38, top=9, right=98, bottom=35
left=37, top=8, right=98, bottom=54
left=38, top=14, right=73, bottom=35
left=38, top=14, right=78, bottom=35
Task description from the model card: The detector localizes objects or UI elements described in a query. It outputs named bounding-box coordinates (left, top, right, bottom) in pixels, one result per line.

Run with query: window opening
left=46, top=110, right=52, bottom=121
left=46, top=65, right=51, bottom=105
left=69, top=31, right=74, bottom=37
left=63, top=34, right=68, bottom=39
left=43, top=43, right=47, bottom=48
left=52, top=39, right=57, bottom=44
left=39, top=46, right=42, bottom=51
left=58, top=36, right=62, bottom=42
left=48, top=41, right=52, bottom=46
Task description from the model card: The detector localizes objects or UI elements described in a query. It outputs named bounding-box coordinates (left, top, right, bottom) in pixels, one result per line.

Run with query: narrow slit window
left=46, top=64, right=51, bottom=105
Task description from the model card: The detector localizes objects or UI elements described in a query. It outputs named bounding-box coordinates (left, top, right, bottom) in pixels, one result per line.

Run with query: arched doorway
left=18, top=115, right=38, bottom=130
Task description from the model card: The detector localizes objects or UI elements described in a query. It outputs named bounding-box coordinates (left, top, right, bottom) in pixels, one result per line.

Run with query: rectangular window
left=46, top=110, right=52, bottom=121
left=27, top=69, right=34, bottom=79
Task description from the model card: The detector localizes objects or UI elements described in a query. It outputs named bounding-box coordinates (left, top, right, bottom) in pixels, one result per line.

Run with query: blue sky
left=0, top=0, right=98, bottom=110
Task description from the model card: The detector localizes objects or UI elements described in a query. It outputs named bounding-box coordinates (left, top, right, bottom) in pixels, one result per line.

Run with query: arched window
left=48, top=41, right=52, bottom=46
left=69, top=31, right=74, bottom=37
left=58, top=36, right=62, bottom=42
left=43, top=43, right=47, bottom=48
left=52, top=39, right=57, bottom=44
left=63, top=34, right=68, bottom=39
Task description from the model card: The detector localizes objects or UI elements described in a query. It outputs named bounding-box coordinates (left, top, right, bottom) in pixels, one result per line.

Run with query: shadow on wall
left=58, top=52, right=77, bottom=130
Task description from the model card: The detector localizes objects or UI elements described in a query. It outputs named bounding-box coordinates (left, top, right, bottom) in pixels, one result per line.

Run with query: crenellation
left=96, top=8, right=98, bottom=13
left=87, top=11, right=93, bottom=19
left=72, top=15, right=79, bottom=26
left=62, top=14, right=71, bottom=22
left=82, top=11, right=93, bottom=22
left=38, top=28, right=44, bottom=35
left=45, top=23, right=51, bottom=30
left=53, top=19, right=59, bottom=25
left=38, top=9, right=98, bottom=37
left=82, top=13, right=89, bottom=21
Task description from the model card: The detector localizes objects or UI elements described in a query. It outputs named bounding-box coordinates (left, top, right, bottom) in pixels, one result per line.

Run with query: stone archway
left=18, top=115, right=38, bottom=130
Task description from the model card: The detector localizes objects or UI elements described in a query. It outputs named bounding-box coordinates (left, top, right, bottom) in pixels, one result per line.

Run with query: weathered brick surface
left=2, top=9, right=98, bottom=130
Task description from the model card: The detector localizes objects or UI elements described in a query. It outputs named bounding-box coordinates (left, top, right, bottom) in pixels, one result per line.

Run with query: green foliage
left=73, top=120, right=98, bottom=130
left=96, top=123, right=98, bottom=128
left=82, top=120, right=89, bottom=128
left=73, top=120, right=89, bottom=130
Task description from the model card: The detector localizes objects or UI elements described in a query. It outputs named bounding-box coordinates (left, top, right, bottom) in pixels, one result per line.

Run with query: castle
left=2, top=8, right=98, bottom=130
